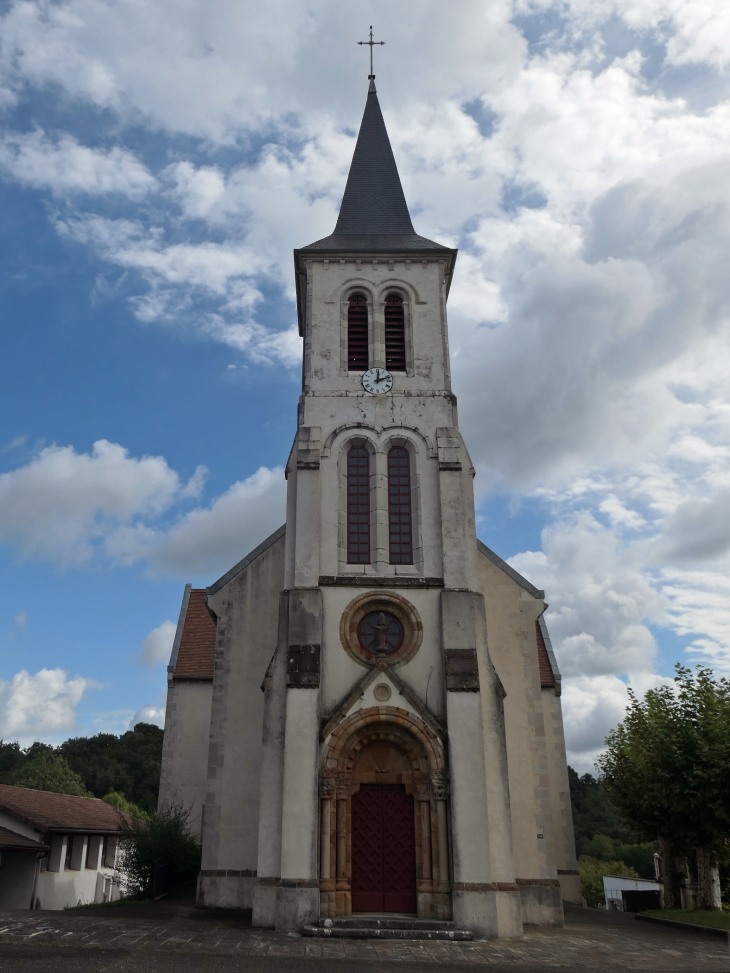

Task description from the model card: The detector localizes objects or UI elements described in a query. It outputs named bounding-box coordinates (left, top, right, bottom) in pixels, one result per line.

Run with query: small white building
left=0, top=784, right=123, bottom=910
left=603, top=874, right=662, bottom=912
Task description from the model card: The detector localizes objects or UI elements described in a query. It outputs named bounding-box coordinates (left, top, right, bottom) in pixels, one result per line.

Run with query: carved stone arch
left=322, top=706, right=445, bottom=776
left=327, top=277, right=422, bottom=306
left=378, top=424, right=436, bottom=459
left=318, top=707, right=452, bottom=920
left=375, top=279, right=420, bottom=304
left=336, top=279, right=377, bottom=304
left=322, top=422, right=436, bottom=459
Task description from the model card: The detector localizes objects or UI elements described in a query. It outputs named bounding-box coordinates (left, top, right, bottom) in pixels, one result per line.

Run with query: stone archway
left=319, top=706, right=451, bottom=920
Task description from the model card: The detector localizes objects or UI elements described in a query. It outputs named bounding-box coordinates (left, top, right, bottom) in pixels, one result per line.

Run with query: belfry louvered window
left=348, top=294, right=368, bottom=370
left=388, top=446, right=413, bottom=564
left=347, top=446, right=370, bottom=563
left=384, top=295, right=406, bottom=372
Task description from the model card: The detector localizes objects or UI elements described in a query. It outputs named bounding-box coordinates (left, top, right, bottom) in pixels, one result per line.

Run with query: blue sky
left=1, top=0, right=729, bottom=771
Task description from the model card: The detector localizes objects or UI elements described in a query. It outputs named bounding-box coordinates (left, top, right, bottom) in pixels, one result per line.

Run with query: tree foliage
left=115, top=803, right=201, bottom=897
left=568, top=767, right=655, bottom=879
left=0, top=723, right=163, bottom=812
left=577, top=855, right=638, bottom=908
left=7, top=748, right=90, bottom=796
left=103, top=789, right=150, bottom=821
left=598, top=665, right=730, bottom=908
left=60, top=723, right=163, bottom=812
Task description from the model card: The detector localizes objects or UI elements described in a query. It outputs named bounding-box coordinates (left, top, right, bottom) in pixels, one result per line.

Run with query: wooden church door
left=351, top=784, right=417, bottom=913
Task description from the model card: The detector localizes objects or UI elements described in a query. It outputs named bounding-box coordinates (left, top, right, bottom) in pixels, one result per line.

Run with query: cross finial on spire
left=357, top=26, right=385, bottom=80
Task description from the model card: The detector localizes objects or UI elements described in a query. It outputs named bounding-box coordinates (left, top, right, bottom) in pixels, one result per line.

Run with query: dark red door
left=351, top=784, right=417, bottom=913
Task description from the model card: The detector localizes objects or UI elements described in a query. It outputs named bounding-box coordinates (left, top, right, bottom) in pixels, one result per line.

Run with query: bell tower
left=252, top=77, right=524, bottom=940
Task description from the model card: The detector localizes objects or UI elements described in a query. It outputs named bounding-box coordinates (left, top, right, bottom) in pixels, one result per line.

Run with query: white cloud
left=0, top=440, right=183, bottom=564
left=0, top=129, right=156, bottom=197
left=2, top=0, right=730, bottom=769
left=107, top=465, right=286, bottom=578
left=11, top=612, right=26, bottom=627
left=137, top=620, right=177, bottom=668
left=129, top=704, right=165, bottom=729
left=0, top=438, right=285, bottom=579
left=0, top=668, right=93, bottom=743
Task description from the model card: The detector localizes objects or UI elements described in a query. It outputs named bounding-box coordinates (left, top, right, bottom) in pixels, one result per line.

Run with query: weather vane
left=358, top=26, right=385, bottom=80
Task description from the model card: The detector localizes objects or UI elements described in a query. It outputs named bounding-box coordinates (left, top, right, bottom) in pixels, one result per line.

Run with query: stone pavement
left=0, top=903, right=728, bottom=969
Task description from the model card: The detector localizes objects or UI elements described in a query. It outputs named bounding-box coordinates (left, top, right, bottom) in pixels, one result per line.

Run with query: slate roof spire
left=301, top=80, right=446, bottom=252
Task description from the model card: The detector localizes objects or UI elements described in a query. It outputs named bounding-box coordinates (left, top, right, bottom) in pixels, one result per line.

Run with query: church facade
left=159, top=79, right=580, bottom=940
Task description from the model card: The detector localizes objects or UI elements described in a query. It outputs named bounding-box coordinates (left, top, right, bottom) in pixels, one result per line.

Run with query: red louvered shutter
left=348, top=295, right=369, bottom=370
left=347, top=446, right=370, bottom=563
left=388, top=447, right=413, bottom=564
left=384, top=295, right=406, bottom=371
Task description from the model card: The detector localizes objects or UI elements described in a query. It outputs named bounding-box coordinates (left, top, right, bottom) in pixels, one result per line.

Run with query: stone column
left=319, top=775, right=335, bottom=917
left=275, top=589, right=322, bottom=934
left=335, top=772, right=352, bottom=916
left=441, top=588, right=522, bottom=940
left=414, top=772, right=433, bottom=919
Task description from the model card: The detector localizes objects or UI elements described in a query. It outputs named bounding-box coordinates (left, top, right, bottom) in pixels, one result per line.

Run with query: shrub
left=114, top=803, right=201, bottom=897
left=578, top=855, right=638, bottom=908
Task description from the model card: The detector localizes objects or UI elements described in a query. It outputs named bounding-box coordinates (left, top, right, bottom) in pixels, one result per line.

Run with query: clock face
left=362, top=367, right=393, bottom=395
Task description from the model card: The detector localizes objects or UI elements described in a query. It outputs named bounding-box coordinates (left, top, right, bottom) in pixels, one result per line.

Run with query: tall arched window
left=384, top=295, right=406, bottom=372
left=347, top=445, right=370, bottom=564
left=348, top=294, right=368, bottom=371
left=388, top=447, right=413, bottom=564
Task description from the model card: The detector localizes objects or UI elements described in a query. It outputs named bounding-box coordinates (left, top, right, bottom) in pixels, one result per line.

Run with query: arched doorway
left=319, top=706, right=451, bottom=920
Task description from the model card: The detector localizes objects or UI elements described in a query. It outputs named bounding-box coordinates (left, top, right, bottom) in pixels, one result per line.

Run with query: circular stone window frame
left=340, top=590, right=423, bottom=668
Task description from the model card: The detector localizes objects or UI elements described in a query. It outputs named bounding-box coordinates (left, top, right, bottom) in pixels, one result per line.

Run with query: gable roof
left=0, top=784, right=125, bottom=835
left=300, top=81, right=450, bottom=254
left=207, top=523, right=286, bottom=596
left=321, top=661, right=445, bottom=743
left=477, top=538, right=545, bottom=599
left=170, top=587, right=216, bottom=680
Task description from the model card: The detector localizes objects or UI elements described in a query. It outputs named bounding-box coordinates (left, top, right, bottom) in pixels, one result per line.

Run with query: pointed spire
left=301, top=83, right=446, bottom=252
left=332, top=80, right=414, bottom=237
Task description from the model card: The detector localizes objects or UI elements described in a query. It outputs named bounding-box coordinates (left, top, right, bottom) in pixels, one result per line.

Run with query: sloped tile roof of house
left=172, top=588, right=216, bottom=680
left=0, top=784, right=125, bottom=835
left=0, top=825, right=49, bottom=851
left=536, top=620, right=557, bottom=688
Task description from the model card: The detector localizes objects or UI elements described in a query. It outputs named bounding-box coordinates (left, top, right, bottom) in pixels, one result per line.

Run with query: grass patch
left=64, top=892, right=151, bottom=910
left=642, top=909, right=730, bottom=930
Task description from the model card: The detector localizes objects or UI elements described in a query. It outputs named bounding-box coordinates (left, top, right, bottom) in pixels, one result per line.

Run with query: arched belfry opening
left=319, top=707, right=451, bottom=920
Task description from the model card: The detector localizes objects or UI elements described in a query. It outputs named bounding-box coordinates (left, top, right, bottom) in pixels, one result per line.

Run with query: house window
left=388, top=447, right=413, bottom=564
left=384, top=295, right=406, bottom=371
left=348, top=294, right=368, bottom=370
left=347, top=446, right=370, bottom=564
left=64, top=836, right=72, bottom=871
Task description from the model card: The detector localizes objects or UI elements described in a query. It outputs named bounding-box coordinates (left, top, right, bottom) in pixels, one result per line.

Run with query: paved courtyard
left=0, top=902, right=728, bottom=970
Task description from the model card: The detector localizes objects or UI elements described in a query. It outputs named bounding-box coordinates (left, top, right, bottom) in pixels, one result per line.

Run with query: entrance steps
left=302, top=916, right=473, bottom=941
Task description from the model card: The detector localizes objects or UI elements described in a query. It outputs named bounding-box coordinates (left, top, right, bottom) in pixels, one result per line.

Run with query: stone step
left=302, top=925, right=472, bottom=941
left=302, top=921, right=472, bottom=941
left=318, top=916, right=457, bottom=931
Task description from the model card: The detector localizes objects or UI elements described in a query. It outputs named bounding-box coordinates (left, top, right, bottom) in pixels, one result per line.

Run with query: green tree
left=103, top=789, right=150, bottom=822
left=568, top=767, right=632, bottom=850
left=578, top=855, right=638, bottom=908
left=114, top=804, right=201, bottom=897
left=10, top=750, right=90, bottom=796
left=598, top=665, right=730, bottom=910
left=0, top=741, right=27, bottom=783
left=60, top=723, right=163, bottom=813
left=568, top=768, right=656, bottom=879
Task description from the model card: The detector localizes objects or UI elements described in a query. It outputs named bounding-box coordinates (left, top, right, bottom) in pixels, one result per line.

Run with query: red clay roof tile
left=0, top=825, right=50, bottom=851
left=0, top=784, right=125, bottom=834
left=174, top=588, right=216, bottom=680
left=536, top=620, right=556, bottom=688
